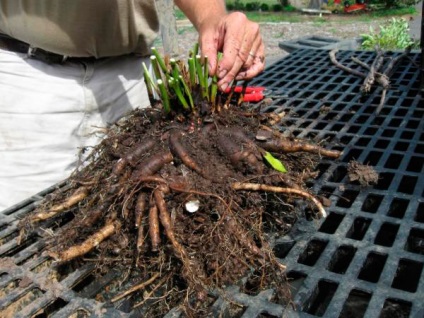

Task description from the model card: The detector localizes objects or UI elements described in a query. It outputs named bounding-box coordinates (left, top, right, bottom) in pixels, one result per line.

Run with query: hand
left=198, top=12, right=265, bottom=91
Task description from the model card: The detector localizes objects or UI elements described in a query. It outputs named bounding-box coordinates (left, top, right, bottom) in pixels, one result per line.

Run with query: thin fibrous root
left=231, top=182, right=327, bottom=218
left=133, top=273, right=172, bottom=309
left=30, top=187, right=89, bottom=223
left=111, top=272, right=160, bottom=303
left=260, top=138, right=341, bottom=159
left=48, top=219, right=121, bottom=262
left=225, top=213, right=264, bottom=258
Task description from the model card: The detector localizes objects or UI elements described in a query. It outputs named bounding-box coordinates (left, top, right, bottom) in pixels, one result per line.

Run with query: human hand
left=198, top=12, right=265, bottom=91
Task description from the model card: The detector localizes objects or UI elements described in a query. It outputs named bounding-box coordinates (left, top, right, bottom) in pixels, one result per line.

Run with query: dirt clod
left=18, top=103, right=342, bottom=316
left=348, top=160, right=379, bottom=186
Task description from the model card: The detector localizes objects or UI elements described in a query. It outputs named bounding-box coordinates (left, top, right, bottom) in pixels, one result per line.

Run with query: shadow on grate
left=1, top=49, right=423, bottom=317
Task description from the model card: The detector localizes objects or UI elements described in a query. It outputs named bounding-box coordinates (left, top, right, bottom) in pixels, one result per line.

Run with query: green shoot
left=179, top=75, right=195, bottom=111
left=195, top=55, right=205, bottom=97
left=203, top=56, right=209, bottom=101
left=144, top=44, right=226, bottom=114
left=151, top=47, right=168, bottom=73
left=157, top=79, right=171, bottom=114
left=192, top=43, right=199, bottom=57
left=169, top=77, right=189, bottom=110
left=188, top=57, right=196, bottom=88
left=150, top=56, right=163, bottom=82
left=142, top=62, right=157, bottom=98
left=210, top=52, right=223, bottom=108
left=263, top=151, right=287, bottom=173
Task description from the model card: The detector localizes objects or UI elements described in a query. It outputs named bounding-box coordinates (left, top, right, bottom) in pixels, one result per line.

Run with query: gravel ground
left=172, top=16, right=387, bottom=65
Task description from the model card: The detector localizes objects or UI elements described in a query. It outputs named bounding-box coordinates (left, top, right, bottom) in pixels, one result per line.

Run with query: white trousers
left=0, top=49, right=150, bottom=211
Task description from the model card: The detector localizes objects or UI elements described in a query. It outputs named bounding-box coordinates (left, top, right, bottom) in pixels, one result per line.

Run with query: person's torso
left=0, top=0, right=159, bottom=57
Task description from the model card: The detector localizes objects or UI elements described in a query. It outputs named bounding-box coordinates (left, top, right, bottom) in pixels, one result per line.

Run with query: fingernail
left=220, top=82, right=229, bottom=91
left=218, top=69, right=227, bottom=79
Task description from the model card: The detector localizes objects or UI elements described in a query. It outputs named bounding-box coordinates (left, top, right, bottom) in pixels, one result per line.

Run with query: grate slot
left=297, top=240, right=328, bottom=266
left=0, top=287, right=45, bottom=317
left=374, top=222, right=400, bottom=247
left=415, top=203, right=424, bottom=223
left=384, top=153, right=403, bottom=169
left=405, top=228, right=424, bottom=255
left=318, top=212, right=345, bottom=234
left=357, top=252, right=388, bottom=283
left=397, top=175, right=417, bottom=195
left=394, top=141, right=409, bottom=151
left=380, top=298, right=412, bottom=318
left=346, top=217, right=371, bottom=241
left=361, top=194, right=384, bottom=214
left=286, top=271, right=307, bottom=296
left=374, top=171, right=395, bottom=190
left=32, top=298, right=69, bottom=318
left=336, top=189, right=360, bottom=208
left=339, top=289, right=372, bottom=318
left=273, top=240, right=295, bottom=259
left=302, top=280, right=338, bottom=317
left=406, top=156, right=424, bottom=173
left=387, top=197, right=408, bottom=219
left=328, top=166, right=347, bottom=183
left=391, top=258, right=423, bottom=292
left=327, top=245, right=356, bottom=274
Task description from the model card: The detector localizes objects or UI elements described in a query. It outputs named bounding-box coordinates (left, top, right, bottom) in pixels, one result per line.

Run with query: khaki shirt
left=0, top=0, right=159, bottom=58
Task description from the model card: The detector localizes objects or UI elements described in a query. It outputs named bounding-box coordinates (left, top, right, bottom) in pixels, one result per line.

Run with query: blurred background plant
left=360, top=17, right=419, bottom=50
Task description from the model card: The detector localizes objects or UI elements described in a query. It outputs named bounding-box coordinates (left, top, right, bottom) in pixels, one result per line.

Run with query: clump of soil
left=18, top=102, right=341, bottom=316
left=348, top=160, right=379, bottom=186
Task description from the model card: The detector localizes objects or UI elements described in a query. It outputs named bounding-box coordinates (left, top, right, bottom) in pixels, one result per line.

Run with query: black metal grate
left=250, top=49, right=424, bottom=318
left=1, top=49, right=423, bottom=317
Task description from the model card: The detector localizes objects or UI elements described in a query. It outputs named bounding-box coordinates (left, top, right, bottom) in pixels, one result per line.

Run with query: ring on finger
left=249, top=51, right=256, bottom=58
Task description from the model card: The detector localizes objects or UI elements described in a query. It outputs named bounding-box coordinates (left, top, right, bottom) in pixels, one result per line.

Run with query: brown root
left=217, top=134, right=263, bottom=174
left=231, top=182, right=327, bottom=218
left=169, top=130, right=212, bottom=180
left=131, top=151, right=173, bottom=179
left=148, top=203, right=161, bottom=252
left=49, top=219, right=120, bottom=262
left=30, top=186, right=89, bottom=223
left=260, top=138, right=341, bottom=159
left=154, top=186, right=185, bottom=257
left=135, top=192, right=147, bottom=252
left=17, top=105, right=343, bottom=314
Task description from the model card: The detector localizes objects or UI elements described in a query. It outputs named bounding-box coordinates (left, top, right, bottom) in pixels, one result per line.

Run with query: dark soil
left=18, top=102, right=341, bottom=317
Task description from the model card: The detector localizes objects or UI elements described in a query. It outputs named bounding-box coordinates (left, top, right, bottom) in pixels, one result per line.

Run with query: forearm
left=174, top=0, right=226, bottom=31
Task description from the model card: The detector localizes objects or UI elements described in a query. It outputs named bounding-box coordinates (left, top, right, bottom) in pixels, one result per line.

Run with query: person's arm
left=174, top=0, right=265, bottom=91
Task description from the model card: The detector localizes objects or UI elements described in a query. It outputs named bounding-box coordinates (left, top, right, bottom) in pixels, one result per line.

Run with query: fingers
left=198, top=27, right=222, bottom=78
left=236, top=42, right=265, bottom=81
left=197, top=12, right=265, bottom=91
left=215, top=12, right=264, bottom=90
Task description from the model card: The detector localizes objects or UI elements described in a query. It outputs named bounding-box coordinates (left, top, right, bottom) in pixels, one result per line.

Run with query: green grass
left=227, top=0, right=276, bottom=5
left=369, top=6, right=417, bottom=17
left=244, top=11, right=303, bottom=23
left=175, top=5, right=417, bottom=23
